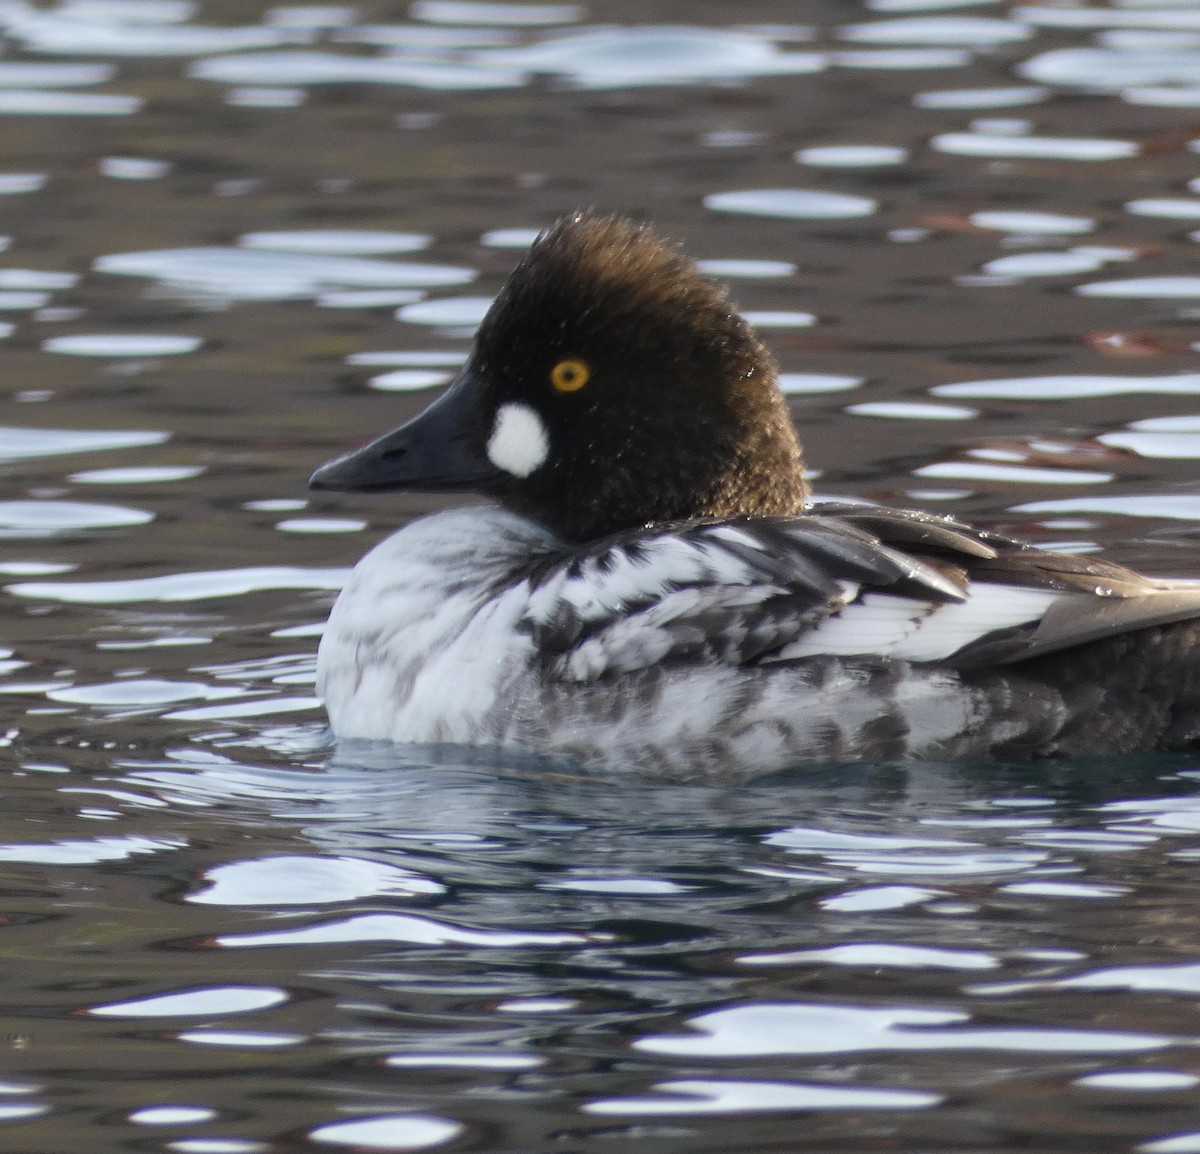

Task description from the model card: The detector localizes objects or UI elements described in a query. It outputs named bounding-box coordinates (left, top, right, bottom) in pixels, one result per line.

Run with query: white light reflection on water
left=275, top=518, right=365, bottom=533
left=1078, top=1071, right=1200, bottom=1090
left=88, top=987, right=290, bottom=1017
left=820, top=885, right=946, bottom=911
left=397, top=296, right=495, bottom=326
left=705, top=188, right=878, bottom=219
left=972, top=960, right=1200, bottom=996
left=0, top=268, right=76, bottom=288
left=99, top=155, right=170, bottom=179
left=933, top=132, right=1139, bottom=159
left=348, top=350, right=466, bottom=367
left=7, top=566, right=348, bottom=602
left=384, top=1053, right=542, bottom=1069
left=163, top=697, right=322, bottom=721
left=0, top=500, right=153, bottom=534
left=317, top=288, right=424, bottom=308
left=240, top=229, right=430, bottom=254
left=192, top=50, right=527, bottom=90
left=696, top=258, right=796, bottom=277
left=94, top=247, right=476, bottom=301
left=480, top=227, right=540, bottom=248
left=367, top=368, right=452, bottom=392
left=46, top=680, right=244, bottom=707
left=467, top=26, right=825, bottom=89
left=586, top=1078, right=942, bottom=1115
left=187, top=855, right=443, bottom=904
left=178, top=1030, right=303, bottom=1047
left=915, top=85, right=1049, bottom=108
left=0, top=426, right=169, bottom=461
left=839, top=15, right=1031, bottom=45
left=795, top=144, right=908, bottom=166
left=308, top=1114, right=463, bottom=1151
left=130, top=1106, right=217, bottom=1125
left=412, top=1, right=583, bottom=25
left=742, top=310, right=815, bottom=327
left=1099, top=428, right=1200, bottom=458
left=934, top=373, right=1200, bottom=399
left=0, top=91, right=141, bottom=115
left=340, top=25, right=518, bottom=48
left=43, top=333, right=202, bottom=356
left=1140, top=1135, right=1200, bottom=1154
left=0, top=173, right=46, bottom=194
left=214, top=912, right=588, bottom=948
left=0, top=834, right=185, bottom=864
left=779, top=373, right=864, bottom=394
left=635, top=1003, right=1176, bottom=1057
left=1021, top=47, right=1200, bottom=88
left=982, top=249, right=1134, bottom=277
left=0, top=61, right=115, bottom=86
left=847, top=401, right=976, bottom=419
left=6, top=13, right=306, bottom=56
left=1013, top=495, right=1200, bottom=520
left=913, top=462, right=1113, bottom=484
left=739, top=942, right=998, bottom=969
left=1079, top=276, right=1200, bottom=298
left=831, top=48, right=973, bottom=68
left=1127, top=197, right=1200, bottom=219
left=225, top=85, right=306, bottom=108
left=70, top=465, right=204, bottom=483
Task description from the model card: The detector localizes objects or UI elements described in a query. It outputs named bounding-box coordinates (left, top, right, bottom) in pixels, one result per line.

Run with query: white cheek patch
left=487, top=402, right=549, bottom=478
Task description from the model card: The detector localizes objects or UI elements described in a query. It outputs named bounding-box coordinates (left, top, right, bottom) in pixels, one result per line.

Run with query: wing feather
left=517, top=506, right=1200, bottom=682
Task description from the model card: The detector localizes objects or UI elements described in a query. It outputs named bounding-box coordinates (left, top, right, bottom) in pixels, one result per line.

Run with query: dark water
left=5, top=1, right=1200, bottom=1151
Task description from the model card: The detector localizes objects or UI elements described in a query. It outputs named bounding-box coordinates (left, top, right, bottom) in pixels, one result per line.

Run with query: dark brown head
left=311, top=213, right=808, bottom=541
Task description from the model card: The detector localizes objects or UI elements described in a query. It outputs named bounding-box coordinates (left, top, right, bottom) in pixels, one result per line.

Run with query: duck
left=310, top=212, right=1200, bottom=780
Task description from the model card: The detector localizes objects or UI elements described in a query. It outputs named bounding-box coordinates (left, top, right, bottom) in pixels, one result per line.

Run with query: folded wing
left=518, top=504, right=1200, bottom=682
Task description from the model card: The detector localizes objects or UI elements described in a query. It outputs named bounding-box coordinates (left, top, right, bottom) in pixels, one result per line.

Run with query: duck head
left=310, top=213, right=808, bottom=542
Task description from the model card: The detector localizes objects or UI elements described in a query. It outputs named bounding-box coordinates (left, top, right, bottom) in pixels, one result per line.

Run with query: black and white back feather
left=517, top=504, right=1200, bottom=682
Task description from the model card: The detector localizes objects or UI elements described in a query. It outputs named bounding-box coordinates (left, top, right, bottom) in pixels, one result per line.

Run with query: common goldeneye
left=311, top=213, right=1200, bottom=779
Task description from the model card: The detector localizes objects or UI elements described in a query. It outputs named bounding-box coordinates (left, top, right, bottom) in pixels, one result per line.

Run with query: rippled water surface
left=7, top=0, right=1200, bottom=1150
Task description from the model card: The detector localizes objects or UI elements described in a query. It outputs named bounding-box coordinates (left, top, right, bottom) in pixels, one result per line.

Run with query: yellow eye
left=549, top=357, right=590, bottom=393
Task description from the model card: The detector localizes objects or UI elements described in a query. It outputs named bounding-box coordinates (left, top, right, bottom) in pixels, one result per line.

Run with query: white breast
left=316, top=507, right=552, bottom=744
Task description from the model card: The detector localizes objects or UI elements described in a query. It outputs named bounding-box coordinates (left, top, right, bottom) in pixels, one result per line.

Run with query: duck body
left=316, top=503, right=1200, bottom=779
left=312, top=214, right=1200, bottom=780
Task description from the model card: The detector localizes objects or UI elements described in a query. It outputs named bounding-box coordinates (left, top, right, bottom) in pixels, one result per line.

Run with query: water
left=4, top=0, right=1200, bottom=1149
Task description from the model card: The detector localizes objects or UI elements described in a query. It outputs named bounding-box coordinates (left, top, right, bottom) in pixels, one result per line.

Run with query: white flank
left=487, top=402, right=549, bottom=477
